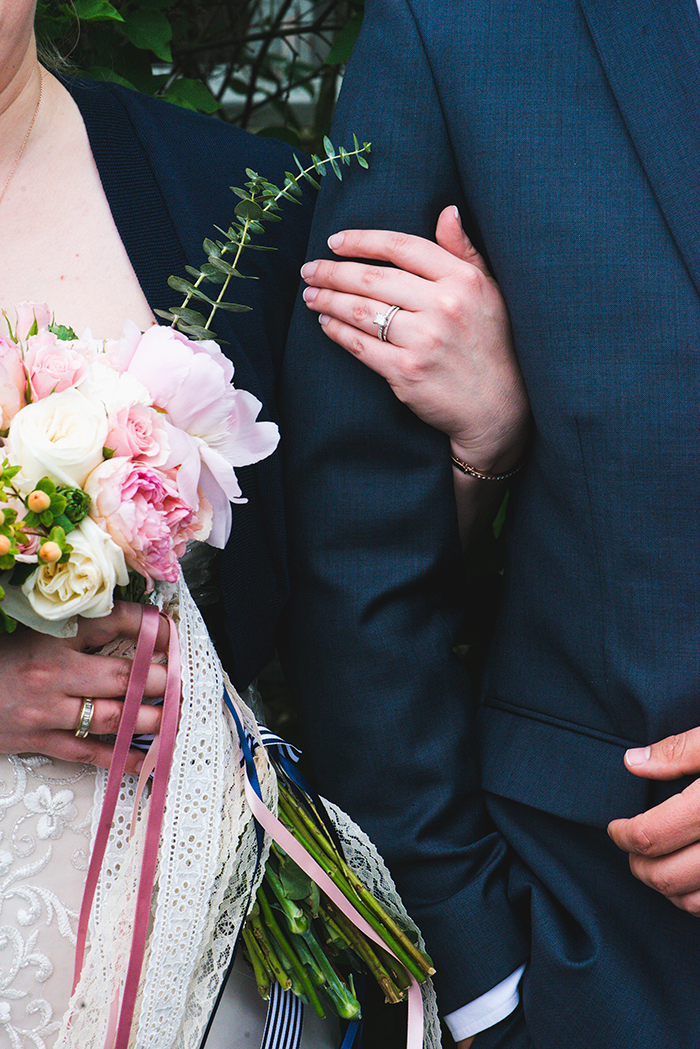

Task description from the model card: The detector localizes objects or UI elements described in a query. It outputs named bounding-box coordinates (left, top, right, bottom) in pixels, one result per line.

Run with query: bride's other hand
left=300, top=206, right=532, bottom=484
left=0, top=601, right=167, bottom=771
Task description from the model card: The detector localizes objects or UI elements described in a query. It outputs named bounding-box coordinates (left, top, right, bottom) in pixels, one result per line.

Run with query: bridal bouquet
left=0, top=303, right=278, bottom=634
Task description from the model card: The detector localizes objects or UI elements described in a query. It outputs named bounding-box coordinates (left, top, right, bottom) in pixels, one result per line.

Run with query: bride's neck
left=0, top=44, right=44, bottom=173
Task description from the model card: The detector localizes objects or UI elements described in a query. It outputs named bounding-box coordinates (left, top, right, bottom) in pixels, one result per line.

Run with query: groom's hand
left=608, top=728, right=700, bottom=914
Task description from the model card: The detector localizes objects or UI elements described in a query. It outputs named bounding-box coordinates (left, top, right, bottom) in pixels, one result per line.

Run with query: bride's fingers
left=31, top=730, right=148, bottom=773
left=75, top=601, right=170, bottom=655
left=63, top=651, right=168, bottom=700
left=317, top=313, right=406, bottom=383
left=60, top=697, right=163, bottom=738
left=323, top=226, right=477, bottom=282
left=303, top=286, right=412, bottom=344
left=301, top=257, right=432, bottom=314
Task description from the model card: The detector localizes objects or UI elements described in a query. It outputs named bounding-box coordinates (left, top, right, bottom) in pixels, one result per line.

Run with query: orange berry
left=28, top=490, right=51, bottom=513
left=39, top=541, right=62, bottom=563
left=0, top=535, right=11, bottom=556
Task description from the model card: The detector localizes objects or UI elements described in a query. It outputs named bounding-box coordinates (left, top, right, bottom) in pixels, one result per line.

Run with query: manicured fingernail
left=328, top=232, right=345, bottom=250
left=303, top=286, right=318, bottom=303
left=626, top=746, right=651, bottom=766
left=134, top=759, right=145, bottom=774
left=300, top=261, right=318, bottom=279
left=318, top=314, right=330, bottom=327
left=453, top=205, right=463, bottom=226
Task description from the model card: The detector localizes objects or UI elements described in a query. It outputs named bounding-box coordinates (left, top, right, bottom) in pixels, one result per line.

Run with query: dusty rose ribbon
left=70, top=604, right=182, bottom=1049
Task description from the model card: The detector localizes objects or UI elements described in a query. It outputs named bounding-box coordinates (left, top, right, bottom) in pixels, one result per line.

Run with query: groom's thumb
left=625, top=726, right=700, bottom=780
left=435, top=205, right=491, bottom=276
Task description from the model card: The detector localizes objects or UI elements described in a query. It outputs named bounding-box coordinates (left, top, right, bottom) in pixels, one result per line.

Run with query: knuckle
left=680, top=897, right=700, bottom=918
left=645, top=865, right=676, bottom=897
left=658, top=733, right=688, bottom=764
left=72, top=742, right=99, bottom=766
left=113, top=660, right=132, bottom=696
left=351, top=301, right=373, bottom=326
left=435, top=291, right=465, bottom=321
left=348, top=332, right=369, bottom=358
left=101, top=704, right=123, bottom=735
left=359, top=266, right=385, bottom=292
left=628, top=818, right=657, bottom=856
left=387, top=231, right=412, bottom=257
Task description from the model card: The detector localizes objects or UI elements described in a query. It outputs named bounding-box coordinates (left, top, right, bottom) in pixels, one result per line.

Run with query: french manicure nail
left=328, top=232, right=345, bottom=250
left=303, top=286, right=318, bottom=303
left=318, top=314, right=330, bottom=326
left=300, top=261, right=318, bottom=279
left=625, top=746, right=651, bottom=766
left=453, top=205, right=463, bottom=226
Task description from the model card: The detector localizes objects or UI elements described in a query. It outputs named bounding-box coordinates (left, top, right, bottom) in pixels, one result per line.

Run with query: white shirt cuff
left=443, top=964, right=526, bottom=1041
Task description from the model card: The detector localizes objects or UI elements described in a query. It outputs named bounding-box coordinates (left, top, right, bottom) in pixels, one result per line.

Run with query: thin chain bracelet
left=450, top=452, right=527, bottom=481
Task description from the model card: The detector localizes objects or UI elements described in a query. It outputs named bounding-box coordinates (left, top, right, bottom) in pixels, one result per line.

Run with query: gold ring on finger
left=74, top=697, right=95, bottom=738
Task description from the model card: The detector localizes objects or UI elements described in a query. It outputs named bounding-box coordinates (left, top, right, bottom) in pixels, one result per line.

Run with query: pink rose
left=14, top=302, right=51, bottom=341
left=24, top=330, right=89, bottom=400
left=0, top=336, right=27, bottom=428
left=85, top=458, right=208, bottom=587
left=106, top=403, right=169, bottom=465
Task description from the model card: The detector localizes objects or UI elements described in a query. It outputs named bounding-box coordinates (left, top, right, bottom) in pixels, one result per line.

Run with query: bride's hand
left=0, top=602, right=167, bottom=771
left=300, top=206, right=531, bottom=476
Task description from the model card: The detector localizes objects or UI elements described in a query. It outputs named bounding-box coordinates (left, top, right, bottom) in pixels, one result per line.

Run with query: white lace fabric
left=0, top=578, right=440, bottom=1049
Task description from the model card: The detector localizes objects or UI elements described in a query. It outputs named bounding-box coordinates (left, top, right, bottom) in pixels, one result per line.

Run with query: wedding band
left=373, top=304, right=401, bottom=342
left=74, top=698, right=95, bottom=738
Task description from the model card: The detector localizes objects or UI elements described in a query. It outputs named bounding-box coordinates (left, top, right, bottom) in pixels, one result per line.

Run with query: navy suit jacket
left=279, top=2, right=700, bottom=1044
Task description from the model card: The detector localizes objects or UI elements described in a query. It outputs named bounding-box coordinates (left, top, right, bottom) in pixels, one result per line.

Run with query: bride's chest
left=0, top=134, right=155, bottom=339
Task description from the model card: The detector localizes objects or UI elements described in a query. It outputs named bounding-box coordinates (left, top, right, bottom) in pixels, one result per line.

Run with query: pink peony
left=85, top=457, right=209, bottom=588
left=117, top=324, right=279, bottom=547
left=24, top=330, right=90, bottom=400
left=0, top=336, right=27, bottom=428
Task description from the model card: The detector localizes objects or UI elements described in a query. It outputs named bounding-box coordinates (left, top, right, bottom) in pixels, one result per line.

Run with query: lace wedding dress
left=0, top=554, right=439, bottom=1049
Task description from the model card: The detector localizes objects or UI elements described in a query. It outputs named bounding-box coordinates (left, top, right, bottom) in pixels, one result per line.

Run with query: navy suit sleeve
left=278, top=0, right=528, bottom=1012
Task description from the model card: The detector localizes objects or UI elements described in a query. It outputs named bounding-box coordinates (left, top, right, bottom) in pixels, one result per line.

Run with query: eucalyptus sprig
left=156, top=135, right=371, bottom=342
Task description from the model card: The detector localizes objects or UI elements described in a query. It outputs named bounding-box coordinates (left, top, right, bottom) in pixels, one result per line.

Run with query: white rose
left=6, top=388, right=109, bottom=487
left=21, top=516, right=128, bottom=626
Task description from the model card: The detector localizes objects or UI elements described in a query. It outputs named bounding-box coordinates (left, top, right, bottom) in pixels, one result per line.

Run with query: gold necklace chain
left=0, top=69, right=44, bottom=209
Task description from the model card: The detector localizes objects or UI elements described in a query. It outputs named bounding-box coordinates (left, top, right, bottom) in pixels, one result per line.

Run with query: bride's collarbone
left=0, top=151, right=155, bottom=337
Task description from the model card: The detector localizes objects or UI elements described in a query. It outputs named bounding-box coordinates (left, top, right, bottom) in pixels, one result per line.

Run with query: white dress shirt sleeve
left=443, top=965, right=526, bottom=1041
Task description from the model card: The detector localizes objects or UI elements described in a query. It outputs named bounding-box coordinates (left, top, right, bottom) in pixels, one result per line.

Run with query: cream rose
left=22, top=516, right=128, bottom=624
left=6, top=387, right=109, bottom=487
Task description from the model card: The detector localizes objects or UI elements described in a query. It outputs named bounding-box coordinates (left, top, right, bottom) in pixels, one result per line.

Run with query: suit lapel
left=578, top=0, right=700, bottom=297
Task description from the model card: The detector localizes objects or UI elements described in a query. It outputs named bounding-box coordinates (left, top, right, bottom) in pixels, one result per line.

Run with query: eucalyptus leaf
left=235, top=199, right=265, bottom=221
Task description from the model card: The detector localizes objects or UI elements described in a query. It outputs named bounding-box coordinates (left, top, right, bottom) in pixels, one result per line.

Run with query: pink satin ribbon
left=70, top=605, right=182, bottom=1049
left=241, top=753, right=425, bottom=1049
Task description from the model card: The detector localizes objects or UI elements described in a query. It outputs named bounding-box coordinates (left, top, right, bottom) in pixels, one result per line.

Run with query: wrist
left=450, top=424, right=532, bottom=480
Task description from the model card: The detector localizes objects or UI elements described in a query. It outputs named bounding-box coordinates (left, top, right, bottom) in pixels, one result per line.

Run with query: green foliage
left=35, top=1, right=365, bottom=149
left=157, top=137, right=370, bottom=340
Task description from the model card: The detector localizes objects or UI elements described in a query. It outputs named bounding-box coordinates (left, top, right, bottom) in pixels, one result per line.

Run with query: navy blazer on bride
left=65, top=78, right=313, bottom=691
left=279, top=1, right=700, bottom=1045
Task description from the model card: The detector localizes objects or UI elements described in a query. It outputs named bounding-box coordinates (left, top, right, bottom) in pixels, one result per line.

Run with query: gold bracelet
left=450, top=452, right=526, bottom=481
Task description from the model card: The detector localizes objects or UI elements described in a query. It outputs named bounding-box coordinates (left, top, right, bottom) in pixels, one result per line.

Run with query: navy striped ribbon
left=261, top=980, right=304, bottom=1049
